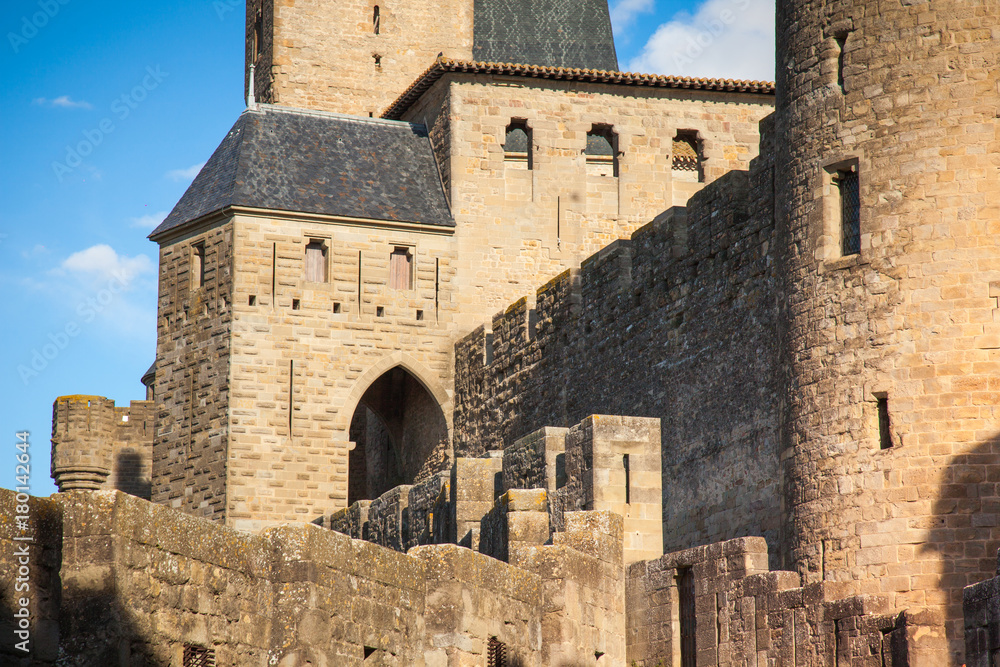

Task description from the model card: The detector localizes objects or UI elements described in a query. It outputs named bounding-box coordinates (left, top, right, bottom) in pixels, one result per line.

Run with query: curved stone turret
left=51, top=395, right=116, bottom=491
left=775, top=1, right=1000, bottom=660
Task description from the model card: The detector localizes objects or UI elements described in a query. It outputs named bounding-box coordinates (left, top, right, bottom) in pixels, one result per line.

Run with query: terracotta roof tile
left=382, top=58, right=775, bottom=120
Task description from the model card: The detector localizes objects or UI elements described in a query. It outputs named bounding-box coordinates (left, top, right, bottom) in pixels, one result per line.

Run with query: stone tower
left=243, top=0, right=620, bottom=117
left=775, top=0, right=1000, bottom=661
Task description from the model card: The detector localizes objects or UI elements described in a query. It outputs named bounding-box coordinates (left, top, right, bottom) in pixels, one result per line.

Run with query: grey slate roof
left=473, top=0, right=619, bottom=71
left=151, top=106, right=454, bottom=239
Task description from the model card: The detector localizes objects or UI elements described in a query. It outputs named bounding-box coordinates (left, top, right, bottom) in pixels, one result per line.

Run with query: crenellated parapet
left=51, top=395, right=154, bottom=498
left=453, top=116, right=781, bottom=563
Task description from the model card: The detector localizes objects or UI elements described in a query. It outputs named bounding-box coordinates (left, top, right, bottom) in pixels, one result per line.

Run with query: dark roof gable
left=473, top=0, right=619, bottom=71
left=151, top=106, right=454, bottom=239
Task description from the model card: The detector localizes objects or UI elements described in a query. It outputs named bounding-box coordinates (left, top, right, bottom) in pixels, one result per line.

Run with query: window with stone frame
left=672, top=130, right=703, bottom=183
left=388, top=247, right=413, bottom=290
left=504, top=120, right=532, bottom=169
left=304, top=239, right=329, bottom=283
left=191, top=242, right=206, bottom=290
left=835, top=165, right=860, bottom=256
left=585, top=124, right=618, bottom=177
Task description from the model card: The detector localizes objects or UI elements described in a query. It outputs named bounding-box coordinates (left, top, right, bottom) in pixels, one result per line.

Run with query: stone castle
left=5, top=0, right=1000, bottom=665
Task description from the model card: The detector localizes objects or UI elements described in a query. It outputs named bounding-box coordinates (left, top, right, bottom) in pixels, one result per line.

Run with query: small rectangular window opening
left=249, top=295, right=256, bottom=306
left=835, top=33, right=848, bottom=93
left=416, top=309, right=424, bottom=321
left=333, top=302, right=342, bottom=314
left=504, top=119, right=532, bottom=169
left=292, top=298, right=301, bottom=310
left=585, top=124, right=619, bottom=177
left=192, top=243, right=206, bottom=290
left=305, top=239, right=329, bottom=283
left=372, top=6, right=380, bottom=34
left=376, top=306, right=385, bottom=317
left=877, top=395, right=892, bottom=450
left=836, top=166, right=860, bottom=256
left=389, top=247, right=413, bottom=290
left=487, top=637, right=507, bottom=667
left=623, top=454, right=631, bottom=505
left=183, top=644, right=216, bottom=667
left=253, top=12, right=263, bottom=61
left=678, top=567, right=696, bottom=667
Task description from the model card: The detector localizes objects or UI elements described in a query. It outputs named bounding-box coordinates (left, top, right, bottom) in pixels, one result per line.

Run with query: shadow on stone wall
left=924, top=431, right=1000, bottom=663
left=114, top=448, right=152, bottom=500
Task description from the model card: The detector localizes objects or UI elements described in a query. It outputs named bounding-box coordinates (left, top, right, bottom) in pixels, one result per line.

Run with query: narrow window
left=672, top=130, right=703, bottom=183
left=253, top=12, right=263, bottom=61
left=585, top=125, right=618, bottom=177
left=416, top=309, right=424, bottom=320
left=376, top=306, right=385, bottom=317
left=373, top=6, right=380, bottom=34
left=304, top=239, right=328, bottom=282
left=836, top=166, right=860, bottom=255
left=191, top=242, right=205, bottom=290
left=878, top=396, right=892, bottom=449
left=835, top=33, right=848, bottom=93
left=373, top=54, right=382, bottom=69
left=678, top=567, right=696, bottom=667
left=389, top=247, right=412, bottom=290
left=504, top=120, right=532, bottom=169
left=623, top=454, right=631, bottom=505
left=249, top=295, right=256, bottom=306
left=487, top=637, right=506, bottom=667
left=333, top=302, right=342, bottom=313
left=183, top=644, right=216, bottom=667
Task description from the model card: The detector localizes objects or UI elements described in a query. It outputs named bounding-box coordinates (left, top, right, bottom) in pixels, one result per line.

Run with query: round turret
left=775, top=1, right=1000, bottom=661
left=51, top=395, right=116, bottom=491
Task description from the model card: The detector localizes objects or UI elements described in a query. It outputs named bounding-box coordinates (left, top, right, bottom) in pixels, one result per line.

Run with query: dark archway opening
left=347, top=366, right=449, bottom=504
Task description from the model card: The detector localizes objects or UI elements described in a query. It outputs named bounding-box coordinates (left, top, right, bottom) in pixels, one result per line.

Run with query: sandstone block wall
left=224, top=212, right=460, bottom=531
left=152, top=219, right=234, bottom=522
left=402, top=76, right=773, bottom=329
left=627, top=536, right=947, bottom=667
left=252, top=0, right=473, bottom=116
left=775, top=1, right=1000, bottom=659
left=965, top=563, right=1000, bottom=667
left=454, top=116, right=781, bottom=563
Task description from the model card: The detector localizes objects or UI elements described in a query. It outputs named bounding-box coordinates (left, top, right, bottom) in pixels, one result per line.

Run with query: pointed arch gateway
left=340, top=355, right=452, bottom=504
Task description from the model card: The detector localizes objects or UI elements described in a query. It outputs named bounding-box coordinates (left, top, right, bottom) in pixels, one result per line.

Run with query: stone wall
left=965, top=562, right=1000, bottom=667
left=1, top=487, right=642, bottom=666
left=774, top=1, right=1000, bottom=659
left=151, top=218, right=234, bottom=522
left=627, top=536, right=947, bottom=666
left=258, top=0, right=474, bottom=117
left=453, top=116, right=781, bottom=563
left=51, top=395, right=154, bottom=500
left=401, top=75, right=774, bottom=331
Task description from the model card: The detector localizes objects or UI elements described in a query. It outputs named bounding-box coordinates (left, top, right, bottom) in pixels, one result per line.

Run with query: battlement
left=453, top=125, right=781, bottom=560
left=50, top=395, right=154, bottom=498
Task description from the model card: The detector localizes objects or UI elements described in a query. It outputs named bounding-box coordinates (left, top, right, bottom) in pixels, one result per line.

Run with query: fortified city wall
left=452, top=114, right=782, bottom=564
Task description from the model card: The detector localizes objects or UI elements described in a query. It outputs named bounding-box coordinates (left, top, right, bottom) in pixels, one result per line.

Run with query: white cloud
left=611, top=0, right=655, bottom=33
left=626, top=0, right=774, bottom=82
left=61, top=244, right=154, bottom=283
left=166, top=162, right=205, bottom=182
left=33, top=95, right=93, bottom=110
left=130, top=211, right=169, bottom=229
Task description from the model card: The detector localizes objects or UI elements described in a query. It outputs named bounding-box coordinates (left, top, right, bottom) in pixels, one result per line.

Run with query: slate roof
left=151, top=106, right=454, bottom=240
left=383, top=59, right=776, bottom=120
left=473, top=0, right=618, bottom=71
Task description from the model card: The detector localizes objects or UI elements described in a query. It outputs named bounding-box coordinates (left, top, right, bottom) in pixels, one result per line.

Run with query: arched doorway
left=347, top=366, right=449, bottom=504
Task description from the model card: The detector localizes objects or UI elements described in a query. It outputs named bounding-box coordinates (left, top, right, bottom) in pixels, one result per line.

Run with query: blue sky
left=1, top=0, right=773, bottom=497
